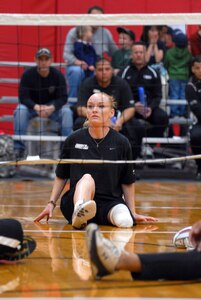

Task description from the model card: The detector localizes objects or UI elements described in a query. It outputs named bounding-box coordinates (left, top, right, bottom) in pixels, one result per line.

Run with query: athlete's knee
left=109, top=204, right=134, bottom=228
left=79, top=174, right=95, bottom=188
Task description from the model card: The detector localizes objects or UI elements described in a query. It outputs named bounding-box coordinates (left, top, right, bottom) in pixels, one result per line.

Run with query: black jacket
left=119, top=62, right=162, bottom=109
left=19, top=67, right=67, bottom=111
left=186, top=76, right=201, bottom=123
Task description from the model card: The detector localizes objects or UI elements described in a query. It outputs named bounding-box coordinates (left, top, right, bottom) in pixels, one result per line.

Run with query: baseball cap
left=117, top=27, right=135, bottom=41
left=0, top=219, right=36, bottom=263
left=173, top=31, right=188, bottom=48
left=36, top=47, right=52, bottom=58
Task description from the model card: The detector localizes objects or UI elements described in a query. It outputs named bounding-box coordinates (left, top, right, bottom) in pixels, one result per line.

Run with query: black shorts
left=60, top=190, right=136, bottom=226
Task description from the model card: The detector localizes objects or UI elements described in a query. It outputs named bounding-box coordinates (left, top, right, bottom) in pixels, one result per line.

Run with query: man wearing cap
left=14, top=48, right=73, bottom=159
left=112, top=27, right=135, bottom=75
left=0, top=218, right=36, bottom=263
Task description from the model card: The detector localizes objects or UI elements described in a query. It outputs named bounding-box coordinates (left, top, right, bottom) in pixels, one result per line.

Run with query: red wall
left=0, top=0, right=201, bottom=133
left=1, top=0, right=201, bottom=63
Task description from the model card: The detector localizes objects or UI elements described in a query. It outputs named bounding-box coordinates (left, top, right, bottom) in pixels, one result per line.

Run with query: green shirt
left=111, top=49, right=131, bottom=70
left=164, top=47, right=192, bottom=80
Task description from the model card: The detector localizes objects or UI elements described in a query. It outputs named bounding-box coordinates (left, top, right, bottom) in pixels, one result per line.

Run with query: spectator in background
left=141, top=26, right=168, bottom=99
left=159, top=25, right=175, bottom=50
left=74, top=58, right=145, bottom=159
left=120, top=42, right=169, bottom=140
left=185, top=55, right=201, bottom=180
left=164, top=32, right=192, bottom=117
left=63, top=5, right=118, bottom=98
left=189, top=25, right=201, bottom=56
left=14, top=48, right=73, bottom=159
left=140, top=25, right=166, bottom=66
left=74, top=26, right=98, bottom=78
left=112, top=27, right=135, bottom=75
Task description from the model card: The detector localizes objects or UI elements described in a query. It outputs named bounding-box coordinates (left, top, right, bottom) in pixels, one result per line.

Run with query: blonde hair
left=76, top=26, right=93, bottom=40
left=97, top=92, right=117, bottom=109
left=83, top=92, right=117, bottom=127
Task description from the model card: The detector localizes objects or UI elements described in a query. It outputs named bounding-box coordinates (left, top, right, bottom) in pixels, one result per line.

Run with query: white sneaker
left=86, top=223, right=121, bottom=280
left=173, top=226, right=194, bottom=250
left=72, top=200, right=96, bottom=229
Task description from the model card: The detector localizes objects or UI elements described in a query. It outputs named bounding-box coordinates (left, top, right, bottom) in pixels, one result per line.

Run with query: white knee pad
left=109, top=204, right=133, bottom=228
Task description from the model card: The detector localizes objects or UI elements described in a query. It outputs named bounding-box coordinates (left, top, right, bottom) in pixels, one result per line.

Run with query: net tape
left=0, top=13, right=201, bottom=26
left=0, top=154, right=201, bottom=166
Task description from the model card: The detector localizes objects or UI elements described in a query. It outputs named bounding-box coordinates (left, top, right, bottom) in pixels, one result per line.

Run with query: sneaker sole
left=72, top=200, right=96, bottom=229
left=173, top=226, right=192, bottom=249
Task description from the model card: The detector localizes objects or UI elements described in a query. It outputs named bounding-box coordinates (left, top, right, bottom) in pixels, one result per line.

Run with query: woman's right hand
left=34, top=202, right=55, bottom=223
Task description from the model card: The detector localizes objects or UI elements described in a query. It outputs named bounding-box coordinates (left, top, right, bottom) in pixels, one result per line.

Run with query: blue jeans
left=14, top=104, right=73, bottom=150
left=169, top=79, right=187, bottom=117
left=66, top=65, right=85, bottom=97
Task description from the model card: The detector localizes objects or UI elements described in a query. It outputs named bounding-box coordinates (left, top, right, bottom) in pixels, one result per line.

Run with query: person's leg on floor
left=72, top=174, right=97, bottom=229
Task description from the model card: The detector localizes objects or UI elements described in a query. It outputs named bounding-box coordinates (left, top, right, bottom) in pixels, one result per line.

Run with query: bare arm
left=34, top=176, right=68, bottom=222
left=122, top=183, right=157, bottom=223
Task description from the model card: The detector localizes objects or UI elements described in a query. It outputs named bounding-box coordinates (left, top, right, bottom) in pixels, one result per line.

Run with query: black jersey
left=186, top=76, right=201, bottom=123
left=56, top=128, right=135, bottom=200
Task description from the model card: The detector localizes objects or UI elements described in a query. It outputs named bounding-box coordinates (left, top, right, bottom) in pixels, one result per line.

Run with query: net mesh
left=0, top=13, right=200, bottom=170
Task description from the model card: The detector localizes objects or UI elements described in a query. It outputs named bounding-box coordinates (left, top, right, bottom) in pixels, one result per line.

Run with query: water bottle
left=138, top=86, right=146, bottom=106
left=111, top=116, right=117, bottom=124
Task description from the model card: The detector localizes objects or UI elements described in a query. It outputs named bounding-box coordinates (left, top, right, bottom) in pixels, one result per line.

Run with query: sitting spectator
left=189, top=25, right=201, bottom=56
left=74, top=26, right=98, bottom=78
left=141, top=26, right=168, bottom=99
left=164, top=32, right=192, bottom=117
left=75, top=58, right=145, bottom=159
left=140, top=25, right=166, bottom=66
left=14, top=48, right=73, bottom=159
left=112, top=27, right=135, bottom=75
left=63, top=5, right=118, bottom=97
left=159, top=25, right=175, bottom=50
left=185, top=55, right=201, bottom=180
left=119, top=42, right=169, bottom=140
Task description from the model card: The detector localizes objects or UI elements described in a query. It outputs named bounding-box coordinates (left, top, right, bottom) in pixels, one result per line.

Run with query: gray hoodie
left=63, top=27, right=117, bottom=65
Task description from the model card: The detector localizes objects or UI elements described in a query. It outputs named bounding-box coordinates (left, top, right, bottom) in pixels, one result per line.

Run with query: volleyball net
left=0, top=12, right=200, bottom=168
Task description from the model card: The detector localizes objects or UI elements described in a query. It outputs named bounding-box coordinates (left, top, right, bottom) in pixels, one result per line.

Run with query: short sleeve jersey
left=56, top=128, right=135, bottom=200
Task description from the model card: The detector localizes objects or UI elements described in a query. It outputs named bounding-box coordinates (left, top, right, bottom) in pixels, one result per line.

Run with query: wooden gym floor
left=0, top=178, right=201, bottom=299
